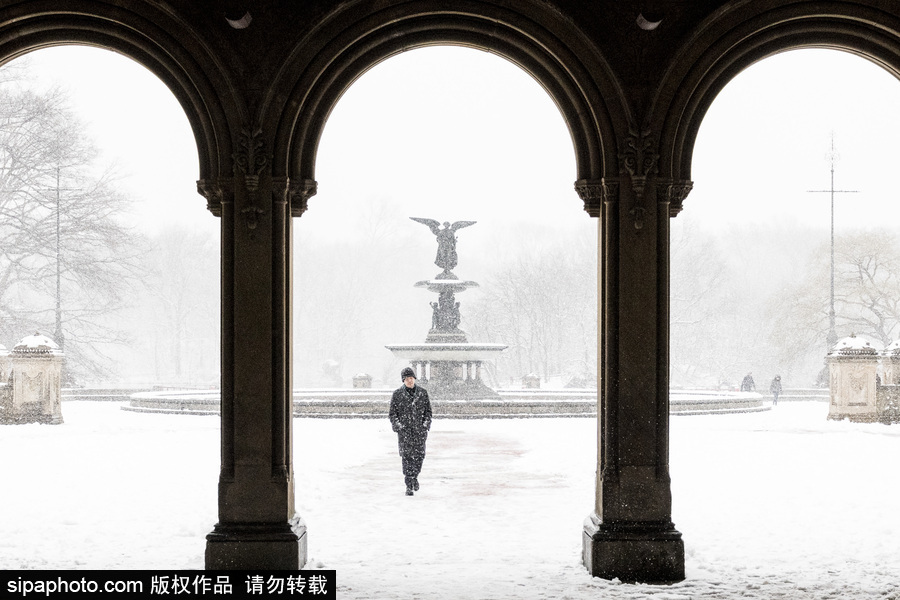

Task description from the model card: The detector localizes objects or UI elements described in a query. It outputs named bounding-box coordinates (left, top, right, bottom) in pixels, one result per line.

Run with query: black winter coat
left=389, top=385, right=433, bottom=455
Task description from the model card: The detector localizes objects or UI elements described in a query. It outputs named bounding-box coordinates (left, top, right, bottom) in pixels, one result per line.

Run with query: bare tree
left=465, top=228, right=597, bottom=385
left=670, top=220, right=828, bottom=388
left=670, top=222, right=734, bottom=387
left=127, top=227, right=220, bottom=384
left=292, top=198, right=425, bottom=386
left=774, top=229, right=900, bottom=360
left=0, top=68, right=143, bottom=381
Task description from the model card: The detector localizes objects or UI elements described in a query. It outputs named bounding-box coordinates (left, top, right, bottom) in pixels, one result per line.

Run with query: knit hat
left=401, top=367, right=416, bottom=380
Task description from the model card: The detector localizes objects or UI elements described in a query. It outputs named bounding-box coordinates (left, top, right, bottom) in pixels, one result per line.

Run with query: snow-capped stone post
left=352, top=373, right=372, bottom=388
left=826, top=334, right=878, bottom=422
left=4, top=333, right=64, bottom=425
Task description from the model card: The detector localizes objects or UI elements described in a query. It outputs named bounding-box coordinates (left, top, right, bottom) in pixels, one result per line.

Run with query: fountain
left=385, top=218, right=506, bottom=401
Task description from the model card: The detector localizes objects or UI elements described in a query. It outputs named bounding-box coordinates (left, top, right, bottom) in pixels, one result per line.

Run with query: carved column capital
left=575, top=178, right=619, bottom=218
left=272, top=177, right=318, bottom=217
left=196, top=178, right=234, bottom=217
left=656, top=179, right=694, bottom=217
left=575, top=179, right=603, bottom=217
left=289, top=178, right=318, bottom=217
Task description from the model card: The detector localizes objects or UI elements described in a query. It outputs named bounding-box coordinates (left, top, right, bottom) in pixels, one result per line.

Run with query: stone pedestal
left=582, top=516, right=685, bottom=583
left=206, top=521, right=307, bottom=570
left=827, top=335, right=879, bottom=422
left=386, top=344, right=506, bottom=400
left=352, top=373, right=372, bottom=388
left=4, top=333, right=64, bottom=425
left=386, top=242, right=506, bottom=401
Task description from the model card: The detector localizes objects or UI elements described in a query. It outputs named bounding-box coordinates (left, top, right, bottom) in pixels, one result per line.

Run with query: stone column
left=576, top=163, right=690, bottom=582
left=201, top=127, right=317, bottom=570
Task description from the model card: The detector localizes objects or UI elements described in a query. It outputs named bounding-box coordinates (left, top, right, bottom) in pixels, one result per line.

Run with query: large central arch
left=266, top=0, right=627, bottom=193
left=259, top=0, right=692, bottom=584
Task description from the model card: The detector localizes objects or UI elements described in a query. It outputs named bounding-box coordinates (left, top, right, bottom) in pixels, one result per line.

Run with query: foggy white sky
left=13, top=44, right=900, bottom=237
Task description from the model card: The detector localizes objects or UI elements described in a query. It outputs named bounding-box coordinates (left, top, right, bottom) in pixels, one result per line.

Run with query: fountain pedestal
left=385, top=342, right=507, bottom=400
left=386, top=223, right=506, bottom=400
left=386, top=278, right=506, bottom=400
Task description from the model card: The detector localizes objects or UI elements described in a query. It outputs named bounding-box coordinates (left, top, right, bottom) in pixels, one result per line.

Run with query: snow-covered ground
left=0, top=401, right=897, bottom=599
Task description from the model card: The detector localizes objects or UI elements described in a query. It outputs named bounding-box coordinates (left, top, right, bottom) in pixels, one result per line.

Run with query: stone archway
left=8, top=0, right=900, bottom=584
left=0, top=1, right=239, bottom=183
left=261, top=0, right=694, bottom=583
left=0, top=0, right=246, bottom=568
left=652, top=2, right=900, bottom=190
left=267, top=1, right=626, bottom=194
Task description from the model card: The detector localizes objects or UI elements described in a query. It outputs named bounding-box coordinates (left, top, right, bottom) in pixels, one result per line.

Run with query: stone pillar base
left=206, top=522, right=307, bottom=570
left=582, top=515, right=684, bottom=583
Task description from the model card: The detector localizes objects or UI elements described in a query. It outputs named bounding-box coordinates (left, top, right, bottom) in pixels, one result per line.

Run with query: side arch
left=653, top=0, right=900, bottom=194
left=0, top=0, right=243, bottom=186
left=267, top=0, right=629, bottom=196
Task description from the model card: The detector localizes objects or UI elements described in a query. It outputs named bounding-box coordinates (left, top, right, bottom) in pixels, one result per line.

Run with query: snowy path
left=0, top=402, right=898, bottom=599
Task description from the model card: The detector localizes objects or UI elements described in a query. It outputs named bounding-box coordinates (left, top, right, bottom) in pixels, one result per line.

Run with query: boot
left=413, top=477, right=420, bottom=491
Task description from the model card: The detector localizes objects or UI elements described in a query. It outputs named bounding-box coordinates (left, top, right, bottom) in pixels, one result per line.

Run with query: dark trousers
left=400, top=447, right=425, bottom=486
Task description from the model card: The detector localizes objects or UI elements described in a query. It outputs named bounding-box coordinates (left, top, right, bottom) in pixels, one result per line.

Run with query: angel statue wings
left=410, top=217, right=476, bottom=274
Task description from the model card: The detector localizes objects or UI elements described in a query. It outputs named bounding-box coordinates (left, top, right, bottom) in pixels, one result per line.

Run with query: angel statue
left=410, top=217, right=476, bottom=275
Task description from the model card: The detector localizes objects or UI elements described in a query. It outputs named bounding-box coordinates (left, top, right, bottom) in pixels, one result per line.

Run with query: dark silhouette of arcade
left=3, top=0, right=900, bottom=583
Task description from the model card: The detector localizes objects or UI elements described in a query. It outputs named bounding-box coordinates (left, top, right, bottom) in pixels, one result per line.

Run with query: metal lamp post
left=807, top=134, right=857, bottom=351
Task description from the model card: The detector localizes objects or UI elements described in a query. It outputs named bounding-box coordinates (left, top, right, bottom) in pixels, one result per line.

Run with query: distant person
left=740, top=372, right=756, bottom=392
left=389, top=367, right=433, bottom=496
left=770, top=375, right=782, bottom=405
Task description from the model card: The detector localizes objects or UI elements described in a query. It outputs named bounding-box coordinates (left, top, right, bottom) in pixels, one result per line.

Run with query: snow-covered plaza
left=0, top=400, right=897, bottom=599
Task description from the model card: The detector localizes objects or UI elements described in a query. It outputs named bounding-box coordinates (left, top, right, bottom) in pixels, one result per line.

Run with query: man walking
left=741, top=372, right=756, bottom=392
left=770, top=375, right=782, bottom=405
left=389, top=367, right=433, bottom=496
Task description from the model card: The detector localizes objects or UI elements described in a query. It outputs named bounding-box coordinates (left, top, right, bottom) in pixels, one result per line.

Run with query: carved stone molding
left=233, top=126, right=268, bottom=189
left=656, top=180, right=694, bottom=217
left=196, top=178, right=234, bottom=217
left=234, top=126, right=271, bottom=230
left=619, top=129, right=659, bottom=179
left=620, top=129, right=660, bottom=230
left=629, top=176, right=648, bottom=230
